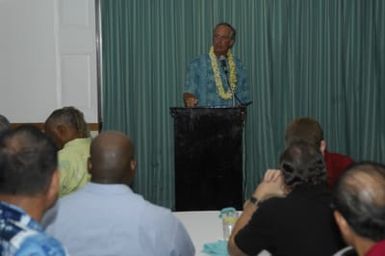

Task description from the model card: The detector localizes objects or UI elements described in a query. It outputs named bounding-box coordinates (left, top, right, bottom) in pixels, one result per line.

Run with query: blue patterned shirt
left=0, top=201, right=68, bottom=256
left=184, top=53, right=250, bottom=107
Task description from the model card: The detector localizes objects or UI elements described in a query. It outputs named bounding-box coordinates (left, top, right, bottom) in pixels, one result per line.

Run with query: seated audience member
left=0, top=114, right=11, bottom=133
left=332, top=162, right=385, bottom=256
left=44, top=106, right=91, bottom=196
left=0, top=125, right=68, bottom=255
left=228, top=141, right=344, bottom=256
left=285, top=117, right=353, bottom=187
left=45, top=131, right=195, bottom=256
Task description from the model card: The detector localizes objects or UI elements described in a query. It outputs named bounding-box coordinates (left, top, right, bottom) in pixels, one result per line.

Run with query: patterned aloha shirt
left=0, top=201, right=68, bottom=256
left=184, top=53, right=250, bottom=107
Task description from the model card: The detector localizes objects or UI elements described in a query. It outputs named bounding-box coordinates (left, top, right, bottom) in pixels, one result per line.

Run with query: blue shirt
left=0, top=201, right=67, bottom=256
left=44, top=183, right=195, bottom=256
left=184, top=53, right=250, bottom=107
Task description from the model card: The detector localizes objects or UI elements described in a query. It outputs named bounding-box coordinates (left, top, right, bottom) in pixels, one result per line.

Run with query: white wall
left=0, top=0, right=98, bottom=123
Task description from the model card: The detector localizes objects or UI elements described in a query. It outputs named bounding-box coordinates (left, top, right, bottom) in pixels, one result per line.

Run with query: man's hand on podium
left=183, top=92, right=198, bottom=107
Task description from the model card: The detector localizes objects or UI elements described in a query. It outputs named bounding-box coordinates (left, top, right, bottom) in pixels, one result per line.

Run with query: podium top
left=170, top=106, right=246, bottom=110
left=169, top=106, right=246, bottom=118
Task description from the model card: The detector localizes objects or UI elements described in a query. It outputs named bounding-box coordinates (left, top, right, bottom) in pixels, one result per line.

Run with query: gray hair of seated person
left=332, top=162, right=385, bottom=242
left=0, top=114, right=11, bottom=133
left=279, top=141, right=327, bottom=188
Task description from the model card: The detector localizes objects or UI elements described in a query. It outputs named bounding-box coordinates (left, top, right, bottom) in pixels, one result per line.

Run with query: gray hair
left=214, top=22, right=236, bottom=41
left=333, top=162, right=385, bottom=241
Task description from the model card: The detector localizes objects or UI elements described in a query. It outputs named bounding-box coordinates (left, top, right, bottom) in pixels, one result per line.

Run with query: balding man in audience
left=332, top=162, right=385, bottom=256
left=45, top=131, right=195, bottom=256
left=0, top=125, right=68, bottom=255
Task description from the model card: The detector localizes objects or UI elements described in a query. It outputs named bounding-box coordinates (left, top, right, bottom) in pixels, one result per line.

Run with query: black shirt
left=235, top=184, right=344, bottom=256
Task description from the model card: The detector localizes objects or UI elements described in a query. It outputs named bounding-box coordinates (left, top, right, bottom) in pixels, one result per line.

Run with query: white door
left=0, top=0, right=98, bottom=123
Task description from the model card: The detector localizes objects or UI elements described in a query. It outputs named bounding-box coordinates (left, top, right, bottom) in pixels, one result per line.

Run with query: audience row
left=0, top=110, right=384, bottom=256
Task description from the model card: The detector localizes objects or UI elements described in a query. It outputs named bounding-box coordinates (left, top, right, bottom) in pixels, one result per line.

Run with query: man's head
left=45, top=106, right=89, bottom=149
left=285, top=117, right=326, bottom=154
left=0, top=125, right=59, bottom=215
left=0, top=114, right=11, bottom=133
left=212, top=22, right=236, bottom=57
left=333, top=162, right=385, bottom=247
left=279, top=141, right=327, bottom=188
left=88, top=131, right=136, bottom=185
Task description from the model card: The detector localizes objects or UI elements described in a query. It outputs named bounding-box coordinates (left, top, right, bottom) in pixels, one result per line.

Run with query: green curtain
left=100, top=0, right=385, bottom=208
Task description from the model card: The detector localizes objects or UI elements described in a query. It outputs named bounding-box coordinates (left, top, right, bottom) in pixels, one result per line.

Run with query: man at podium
left=183, top=22, right=250, bottom=107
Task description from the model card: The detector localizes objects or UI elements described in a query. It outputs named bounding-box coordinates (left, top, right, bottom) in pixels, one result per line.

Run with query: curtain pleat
left=101, top=0, right=385, bottom=208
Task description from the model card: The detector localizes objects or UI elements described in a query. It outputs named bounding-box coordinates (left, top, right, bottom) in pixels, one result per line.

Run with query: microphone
left=218, top=55, right=228, bottom=75
left=217, top=56, right=252, bottom=107
left=218, top=55, right=235, bottom=106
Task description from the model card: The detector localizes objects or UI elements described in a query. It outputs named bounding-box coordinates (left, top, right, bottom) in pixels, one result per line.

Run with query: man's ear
left=49, top=124, right=68, bottom=149
left=56, top=124, right=67, bottom=136
left=229, top=39, right=235, bottom=49
left=130, top=160, right=137, bottom=176
left=334, top=210, right=353, bottom=243
left=334, top=210, right=346, bottom=228
left=46, top=170, right=60, bottom=209
left=87, top=157, right=92, bottom=173
left=320, top=140, right=327, bottom=154
left=125, top=159, right=136, bottom=185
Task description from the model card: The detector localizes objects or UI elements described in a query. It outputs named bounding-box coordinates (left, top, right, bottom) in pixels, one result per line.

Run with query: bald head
left=89, top=131, right=136, bottom=185
left=333, top=162, right=385, bottom=242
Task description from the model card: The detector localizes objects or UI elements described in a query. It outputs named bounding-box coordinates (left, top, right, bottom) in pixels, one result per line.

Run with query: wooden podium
left=170, top=107, right=245, bottom=211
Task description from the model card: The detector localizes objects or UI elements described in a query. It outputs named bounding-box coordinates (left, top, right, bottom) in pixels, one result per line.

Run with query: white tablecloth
left=173, top=211, right=270, bottom=256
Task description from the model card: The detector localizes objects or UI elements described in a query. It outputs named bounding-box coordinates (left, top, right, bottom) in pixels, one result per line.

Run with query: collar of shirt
left=0, top=201, right=42, bottom=234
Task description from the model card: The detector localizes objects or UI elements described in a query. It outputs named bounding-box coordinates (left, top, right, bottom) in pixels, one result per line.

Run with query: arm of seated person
left=228, top=169, right=286, bottom=256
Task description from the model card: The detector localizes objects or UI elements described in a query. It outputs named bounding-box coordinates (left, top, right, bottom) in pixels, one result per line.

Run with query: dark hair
left=279, top=141, right=327, bottom=188
left=45, top=106, right=89, bottom=137
left=333, top=162, right=385, bottom=241
left=0, top=125, right=58, bottom=195
left=285, top=117, right=324, bottom=148
left=0, top=114, right=11, bottom=133
left=214, top=22, right=236, bottom=41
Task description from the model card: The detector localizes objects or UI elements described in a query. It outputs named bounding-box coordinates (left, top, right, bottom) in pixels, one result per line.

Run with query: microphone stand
left=218, top=56, right=252, bottom=107
left=219, top=56, right=236, bottom=107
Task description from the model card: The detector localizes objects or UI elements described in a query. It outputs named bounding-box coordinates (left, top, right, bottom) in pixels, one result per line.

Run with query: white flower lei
left=209, top=46, right=237, bottom=100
